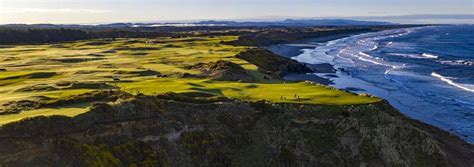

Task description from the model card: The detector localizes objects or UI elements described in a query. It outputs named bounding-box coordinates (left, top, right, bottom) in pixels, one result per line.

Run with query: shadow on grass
left=49, top=102, right=91, bottom=110
left=190, top=87, right=223, bottom=96
left=187, top=83, right=205, bottom=87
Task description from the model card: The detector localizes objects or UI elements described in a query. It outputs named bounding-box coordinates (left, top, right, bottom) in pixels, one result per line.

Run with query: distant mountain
left=264, top=14, right=474, bottom=24
left=347, top=14, right=474, bottom=24
left=97, top=23, right=135, bottom=28
left=353, top=14, right=474, bottom=20
left=1, top=19, right=395, bottom=29
left=195, top=19, right=394, bottom=27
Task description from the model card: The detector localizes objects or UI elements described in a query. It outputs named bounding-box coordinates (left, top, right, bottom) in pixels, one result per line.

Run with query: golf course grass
left=0, top=36, right=380, bottom=125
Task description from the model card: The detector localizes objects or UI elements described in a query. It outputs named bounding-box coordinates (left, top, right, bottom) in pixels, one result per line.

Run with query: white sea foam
left=439, top=60, right=474, bottom=66
left=370, top=44, right=378, bottom=51
left=389, top=53, right=424, bottom=59
left=358, top=52, right=373, bottom=58
left=357, top=52, right=401, bottom=69
left=431, top=72, right=474, bottom=93
left=421, top=53, right=439, bottom=59
left=326, top=39, right=340, bottom=46
left=357, top=56, right=385, bottom=66
left=389, top=53, right=440, bottom=59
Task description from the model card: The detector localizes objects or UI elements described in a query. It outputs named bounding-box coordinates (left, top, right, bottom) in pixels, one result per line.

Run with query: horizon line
left=1, top=13, right=473, bottom=25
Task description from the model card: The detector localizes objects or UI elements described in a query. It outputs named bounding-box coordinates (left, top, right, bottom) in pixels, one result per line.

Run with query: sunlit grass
left=0, top=36, right=380, bottom=125
left=118, top=78, right=380, bottom=105
left=0, top=104, right=90, bottom=125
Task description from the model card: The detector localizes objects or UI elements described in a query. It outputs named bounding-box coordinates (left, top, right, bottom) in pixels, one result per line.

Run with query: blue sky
left=0, top=0, right=473, bottom=24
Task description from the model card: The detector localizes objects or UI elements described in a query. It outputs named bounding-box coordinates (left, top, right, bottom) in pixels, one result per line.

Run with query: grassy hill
left=0, top=36, right=379, bottom=125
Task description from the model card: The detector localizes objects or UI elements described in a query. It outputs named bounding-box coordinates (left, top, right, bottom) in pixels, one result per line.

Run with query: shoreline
left=267, top=33, right=358, bottom=58
left=271, top=26, right=474, bottom=144
left=268, top=34, right=358, bottom=85
left=114, top=26, right=474, bottom=154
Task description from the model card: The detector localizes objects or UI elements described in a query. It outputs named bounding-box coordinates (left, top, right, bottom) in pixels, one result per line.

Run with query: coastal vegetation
left=0, top=92, right=472, bottom=166
left=0, top=26, right=472, bottom=166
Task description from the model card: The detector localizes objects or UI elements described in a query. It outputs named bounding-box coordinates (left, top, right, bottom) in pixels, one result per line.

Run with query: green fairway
left=0, top=104, right=90, bottom=125
left=0, top=36, right=380, bottom=125
left=118, top=78, right=379, bottom=105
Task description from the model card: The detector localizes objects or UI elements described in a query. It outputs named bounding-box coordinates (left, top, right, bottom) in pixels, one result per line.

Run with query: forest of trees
left=0, top=28, right=171, bottom=44
left=0, top=28, right=89, bottom=44
left=0, top=25, right=256, bottom=44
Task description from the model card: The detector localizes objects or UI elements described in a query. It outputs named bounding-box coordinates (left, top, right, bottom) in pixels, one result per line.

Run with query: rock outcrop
left=236, top=49, right=312, bottom=77
left=189, top=60, right=253, bottom=82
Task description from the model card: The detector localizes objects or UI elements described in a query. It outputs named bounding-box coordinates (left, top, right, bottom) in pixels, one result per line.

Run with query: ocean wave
left=358, top=52, right=373, bottom=58
left=389, top=53, right=439, bottom=59
left=357, top=52, right=384, bottom=65
left=389, top=53, right=425, bottom=59
left=431, top=72, right=474, bottom=93
left=421, top=53, right=439, bottom=59
left=357, top=52, right=402, bottom=69
left=357, top=56, right=384, bottom=66
left=371, top=44, right=378, bottom=51
left=439, top=60, right=474, bottom=66
left=383, top=29, right=414, bottom=39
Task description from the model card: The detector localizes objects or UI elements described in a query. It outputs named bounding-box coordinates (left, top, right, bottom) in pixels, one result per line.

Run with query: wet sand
left=268, top=36, right=351, bottom=85
left=267, top=44, right=316, bottom=58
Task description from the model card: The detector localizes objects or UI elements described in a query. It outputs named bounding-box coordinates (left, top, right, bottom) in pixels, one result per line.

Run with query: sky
left=0, top=0, right=473, bottom=24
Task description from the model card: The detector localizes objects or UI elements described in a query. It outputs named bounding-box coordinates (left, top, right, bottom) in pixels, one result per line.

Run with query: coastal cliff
left=0, top=31, right=472, bottom=166
left=0, top=92, right=472, bottom=166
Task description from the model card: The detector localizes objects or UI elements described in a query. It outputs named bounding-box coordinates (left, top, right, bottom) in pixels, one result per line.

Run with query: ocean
left=293, top=25, right=474, bottom=143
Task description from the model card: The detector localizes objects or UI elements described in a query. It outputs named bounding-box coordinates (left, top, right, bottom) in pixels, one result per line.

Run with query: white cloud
left=1, top=8, right=111, bottom=14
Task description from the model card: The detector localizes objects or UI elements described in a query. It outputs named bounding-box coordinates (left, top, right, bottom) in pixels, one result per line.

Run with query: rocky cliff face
left=0, top=92, right=472, bottom=166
